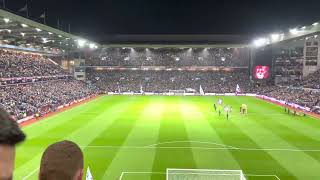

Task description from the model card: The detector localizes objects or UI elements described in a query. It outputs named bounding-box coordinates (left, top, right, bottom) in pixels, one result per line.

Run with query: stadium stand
left=88, top=47, right=249, bottom=67
left=88, top=70, right=253, bottom=93
left=0, top=50, right=67, bottom=78
left=0, top=80, right=99, bottom=120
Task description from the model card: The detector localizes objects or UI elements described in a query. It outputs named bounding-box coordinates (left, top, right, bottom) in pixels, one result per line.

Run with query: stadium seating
left=0, top=80, right=99, bottom=120
left=87, top=48, right=249, bottom=67
left=88, top=70, right=253, bottom=93
left=0, top=50, right=67, bottom=78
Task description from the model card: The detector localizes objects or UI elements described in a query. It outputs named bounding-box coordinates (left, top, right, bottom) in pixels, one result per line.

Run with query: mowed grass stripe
left=179, top=98, right=241, bottom=170
left=251, top=98, right=320, bottom=148
left=151, top=97, right=197, bottom=180
left=101, top=97, right=166, bottom=180
left=198, top=97, right=296, bottom=179
left=22, top=95, right=109, bottom=134
left=231, top=111, right=320, bottom=179
left=15, top=96, right=320, bottom=180
left=15, top=96, right=116, bottom=169
left=14, top=96, right=136, bottom=179
left=248, top=106, right=320, bottom=161
left=82, top=96, right=150, bottom=179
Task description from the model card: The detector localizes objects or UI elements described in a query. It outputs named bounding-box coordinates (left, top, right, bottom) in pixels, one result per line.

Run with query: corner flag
left=236, top=84, right=241, bottom=93
left=200, top=85, right=205, bottom=95
left=86, top=167, right=93, bottom=180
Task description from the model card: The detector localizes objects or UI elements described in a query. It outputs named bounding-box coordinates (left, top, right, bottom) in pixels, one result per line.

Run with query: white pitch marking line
left=120, top=172, right=165, bottom=180
left=119, top=171, right=280, bottom=179
left=246, top=174, right=281, bottom=179
left=275, top=175, right=281, bottom=180
left=22, top=167, right=39, bottom=180
left=145, top=140, right=238, bottom=149
left=119, top=172, right=125, bottom=180
left=81, top=145, right=320, bottom=152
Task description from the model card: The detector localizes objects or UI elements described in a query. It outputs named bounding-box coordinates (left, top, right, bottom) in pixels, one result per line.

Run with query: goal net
left=166, top=169, right=246, bottom=180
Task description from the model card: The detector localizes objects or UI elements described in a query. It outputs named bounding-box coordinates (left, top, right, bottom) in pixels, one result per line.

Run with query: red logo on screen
left=254, top=66, right=270, bottom=79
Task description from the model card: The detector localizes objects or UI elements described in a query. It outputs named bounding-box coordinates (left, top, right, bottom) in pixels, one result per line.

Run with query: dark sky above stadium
left=5, top=0, right=320, bottom=42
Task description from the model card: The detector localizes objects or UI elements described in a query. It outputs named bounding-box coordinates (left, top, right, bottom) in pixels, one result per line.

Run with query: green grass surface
left=14, top=95, right=320, bottom=180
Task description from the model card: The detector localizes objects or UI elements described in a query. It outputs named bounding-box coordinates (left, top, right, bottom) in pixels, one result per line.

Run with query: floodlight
left=3, top=18, right=10, bottom=23
left=77, top=39, right=86, bottom=47
left=301, top=26, right=306, bottom=30
left=253, top=38, right=269, bottom=47
left=20, top=33, right=25, bottom=37
left=313, top=22, right=319, bottom=26
left=58, top=35, right=62, bottom=38
left=7, top=29, right=11, bottom=33
left=315, top=35, right=318, bottom=38
left=48, top=32, right=53, bottom=35
left=21, top=24, right=28, bottom=28
left=89, top=43, right=96, bottom=49
left=290, top=28, right=299, bottom=35
left=271, top=33, right=280, bottom=42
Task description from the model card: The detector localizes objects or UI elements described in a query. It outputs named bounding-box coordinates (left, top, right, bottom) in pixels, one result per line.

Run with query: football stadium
left=1, top=1, right=320, bottom=180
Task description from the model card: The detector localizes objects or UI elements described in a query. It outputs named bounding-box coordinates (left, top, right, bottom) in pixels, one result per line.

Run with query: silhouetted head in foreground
left=0, top=107, right=26, bottom=180
left=39, top=140, right=84, bottom=180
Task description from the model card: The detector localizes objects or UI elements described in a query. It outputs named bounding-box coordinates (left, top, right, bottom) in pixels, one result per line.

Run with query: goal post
left=166, top=169, right=246, bottom=180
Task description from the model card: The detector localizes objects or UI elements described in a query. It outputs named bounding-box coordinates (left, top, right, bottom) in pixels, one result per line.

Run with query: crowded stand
left=256, top=86, right=320, bottom=110
left=274, top=48, right=304, bottom=77
left=0, top=80, right=99, bottom=120
left=87, top=48, right=249, bottom=67
left=296, top=69, right=320, bottom=89
left=0, top=49, right=99, bottom=120
left=88, top=69, right=253, bottom=93
left=0, top=50, right=67, bottom=78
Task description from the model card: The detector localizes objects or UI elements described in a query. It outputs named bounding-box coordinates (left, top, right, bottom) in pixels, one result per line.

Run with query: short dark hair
left=0, top=107, right=26, bottom=146
left=39, top=141, right=84, bottom=180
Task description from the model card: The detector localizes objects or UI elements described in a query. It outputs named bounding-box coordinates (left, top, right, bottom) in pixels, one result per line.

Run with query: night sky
left=4, top=0, right=320, bottom=43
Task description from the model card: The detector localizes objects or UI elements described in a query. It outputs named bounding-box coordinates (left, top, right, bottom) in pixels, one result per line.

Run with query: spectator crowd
left=87, top=47, right=249, bottom=67
left=88, top=69, right=253, bottom=93
left=1, top=80, right=99, bottom=120
left=0, top=50, right=67, bottom=78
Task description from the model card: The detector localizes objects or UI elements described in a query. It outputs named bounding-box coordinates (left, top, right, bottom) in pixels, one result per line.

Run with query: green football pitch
left=14, top=95, right=320, bottom=180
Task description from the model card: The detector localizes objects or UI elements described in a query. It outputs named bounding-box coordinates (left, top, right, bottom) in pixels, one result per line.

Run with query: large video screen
left=254, top=66, right=270, bottom=79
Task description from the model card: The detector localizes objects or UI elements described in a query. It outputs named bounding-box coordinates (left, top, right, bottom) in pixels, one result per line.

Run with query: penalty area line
left=119, top=171, right=280, bottom=180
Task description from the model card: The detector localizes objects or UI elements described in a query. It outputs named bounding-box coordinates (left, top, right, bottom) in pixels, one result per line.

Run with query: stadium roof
left=0, top=9, right=99, bottom=55
left=102, top=34, right=251, bottom=48
left=252, top=20, right=320, bottom=48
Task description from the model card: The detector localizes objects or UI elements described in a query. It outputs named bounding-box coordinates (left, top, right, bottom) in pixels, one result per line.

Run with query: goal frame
left=166, top=168, right=246, bottom=180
